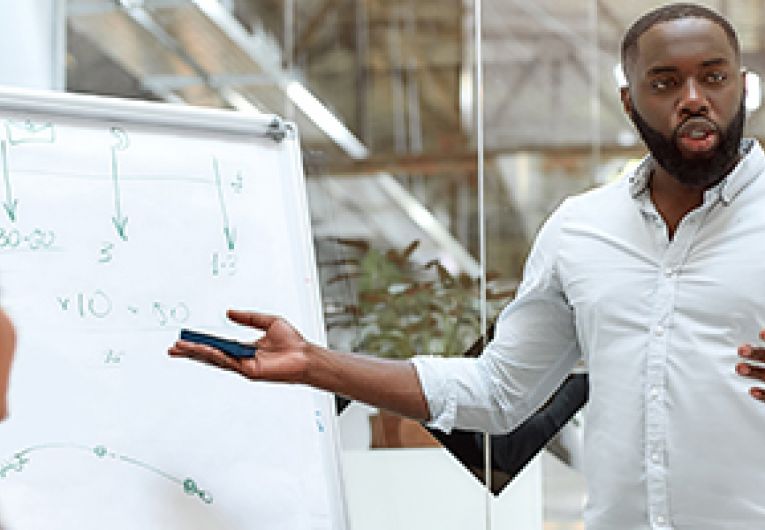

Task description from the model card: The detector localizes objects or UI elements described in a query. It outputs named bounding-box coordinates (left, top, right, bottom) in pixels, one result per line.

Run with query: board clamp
left=265, top=117, right=288, bottom=142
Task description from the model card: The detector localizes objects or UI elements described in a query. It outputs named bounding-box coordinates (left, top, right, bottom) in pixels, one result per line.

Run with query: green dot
left=199, top=490, right=213, bottom=504
left=93, top=446, right=107, bottom=458
left=183, top=478, right=198, bottom=495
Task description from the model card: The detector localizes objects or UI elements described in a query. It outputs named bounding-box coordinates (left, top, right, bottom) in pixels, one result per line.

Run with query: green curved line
left=0, top=443, right=212, bottom=504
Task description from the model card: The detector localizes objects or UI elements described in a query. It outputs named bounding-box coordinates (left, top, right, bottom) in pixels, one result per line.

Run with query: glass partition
left=481, top=1, right=599, bottom=526
left=293, top=2, right=493, bottom=528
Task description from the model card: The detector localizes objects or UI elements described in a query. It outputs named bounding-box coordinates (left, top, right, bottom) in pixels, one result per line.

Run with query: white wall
left=0, top=0, right=65, bottom=90
left=342, top=448, right=542, bottom=530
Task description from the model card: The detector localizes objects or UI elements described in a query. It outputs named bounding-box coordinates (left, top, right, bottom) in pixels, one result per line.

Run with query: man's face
left=622, top=17, right=745, bottom=187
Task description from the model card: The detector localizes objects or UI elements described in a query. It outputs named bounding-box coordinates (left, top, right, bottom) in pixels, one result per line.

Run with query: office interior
left=5, top=1, right=765, bottom=529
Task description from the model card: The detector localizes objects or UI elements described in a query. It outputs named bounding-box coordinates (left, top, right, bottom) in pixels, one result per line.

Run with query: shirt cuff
left=411, top=355, right=457, bottom=433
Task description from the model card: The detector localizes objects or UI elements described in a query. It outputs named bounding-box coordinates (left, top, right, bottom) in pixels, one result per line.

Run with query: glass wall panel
left=290, top=2, right=492, bottom=529
left=481, top=0, right=602, bottom=528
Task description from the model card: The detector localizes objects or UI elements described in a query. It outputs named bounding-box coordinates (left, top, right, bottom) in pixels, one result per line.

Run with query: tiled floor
left=542, top=452, right=586, bottom=530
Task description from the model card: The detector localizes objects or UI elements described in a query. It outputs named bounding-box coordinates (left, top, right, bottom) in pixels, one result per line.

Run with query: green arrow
left=110, top=128, right=129, bottom=241
left=213, top=157, right=236, bottom=251
left=1, top=141, right=17, bottom=222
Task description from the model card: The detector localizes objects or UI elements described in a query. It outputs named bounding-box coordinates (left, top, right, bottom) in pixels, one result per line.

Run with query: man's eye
left=650, top=78, right=675, bottom=90
left=705, top=71, right=727, bottom=83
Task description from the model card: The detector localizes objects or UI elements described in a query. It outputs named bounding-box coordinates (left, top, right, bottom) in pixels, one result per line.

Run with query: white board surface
left=0, top=87, right=347, bottom=530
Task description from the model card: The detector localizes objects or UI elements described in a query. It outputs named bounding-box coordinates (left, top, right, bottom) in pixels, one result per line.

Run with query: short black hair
left=621, top=3, right=740, bottom=75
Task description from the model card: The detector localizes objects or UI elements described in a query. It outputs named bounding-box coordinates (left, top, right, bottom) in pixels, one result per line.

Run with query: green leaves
left=323, top=239, right=513, bottom=359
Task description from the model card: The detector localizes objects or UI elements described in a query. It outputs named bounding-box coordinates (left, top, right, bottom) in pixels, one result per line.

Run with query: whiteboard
left=0, top=87, right=347, bottom=530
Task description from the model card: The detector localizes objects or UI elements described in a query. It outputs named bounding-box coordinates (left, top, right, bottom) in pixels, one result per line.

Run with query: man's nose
left=678, top=78, right=709, bottom=115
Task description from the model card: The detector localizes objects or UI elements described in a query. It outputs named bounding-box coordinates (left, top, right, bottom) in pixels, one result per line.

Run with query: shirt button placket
left=644, top=197, right=705, bottom=529
left=646, top=258, right=676, bottom=529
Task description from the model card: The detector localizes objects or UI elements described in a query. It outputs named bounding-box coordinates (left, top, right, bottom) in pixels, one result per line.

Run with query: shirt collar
left=628, top=139, right=765, bottom=205
left=627, top=157, right=653, bottom=198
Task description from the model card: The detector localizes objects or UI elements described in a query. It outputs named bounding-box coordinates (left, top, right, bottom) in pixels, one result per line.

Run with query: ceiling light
left=745, top=71, right=762, bottom=112
left=285, top=81, right=368, bottom=160
left=613, top=63, right=627, bottom=88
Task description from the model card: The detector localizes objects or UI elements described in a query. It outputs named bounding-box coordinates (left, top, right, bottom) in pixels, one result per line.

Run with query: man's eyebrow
left=645, top=58, right=730, bottom=76
left=701, top=57, right=729, bottom=67
left=646, top=66, right=678, bottom=76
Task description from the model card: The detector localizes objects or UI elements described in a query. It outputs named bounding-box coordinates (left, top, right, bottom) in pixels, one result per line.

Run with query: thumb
left=227, top=309, right=277, bottom=331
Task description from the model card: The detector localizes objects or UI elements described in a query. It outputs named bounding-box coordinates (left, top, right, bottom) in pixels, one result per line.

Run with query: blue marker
left=179, top=329, right=256, bottom=359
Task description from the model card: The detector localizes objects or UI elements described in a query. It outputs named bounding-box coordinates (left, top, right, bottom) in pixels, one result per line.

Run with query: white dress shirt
left=412, top=140, right=765, bottom=530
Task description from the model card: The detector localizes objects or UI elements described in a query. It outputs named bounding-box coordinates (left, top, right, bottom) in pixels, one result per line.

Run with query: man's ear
left=620, top=86, right=633, bottom=117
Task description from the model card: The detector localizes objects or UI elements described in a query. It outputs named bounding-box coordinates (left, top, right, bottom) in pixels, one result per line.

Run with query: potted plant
left=321, top=238, right=514, bottom=447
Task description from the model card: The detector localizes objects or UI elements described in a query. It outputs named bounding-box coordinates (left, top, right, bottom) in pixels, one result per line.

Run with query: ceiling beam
left=596, top=0, right=625, bottom=35
left=314, top=144, right=650, bottom=177
left=366, top=36, right=460, bottom=129
left=293, top=0, right=343, bottom=59
left=485, top=59, right=542, bottom=129
left=565, top=50, right=626, bottom=121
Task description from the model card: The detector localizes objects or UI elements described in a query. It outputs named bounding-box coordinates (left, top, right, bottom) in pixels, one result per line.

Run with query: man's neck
left=648, top=150, right=742, bottom=239
left=649, top=168, right=703, bottom=238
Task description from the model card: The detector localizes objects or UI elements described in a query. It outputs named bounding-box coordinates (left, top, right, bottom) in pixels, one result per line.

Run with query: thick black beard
left=630, top=100, right=745, bottom=188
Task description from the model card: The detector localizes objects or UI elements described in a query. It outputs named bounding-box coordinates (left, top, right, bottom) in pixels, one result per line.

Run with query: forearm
left=303, top=343, right=430, bottom=421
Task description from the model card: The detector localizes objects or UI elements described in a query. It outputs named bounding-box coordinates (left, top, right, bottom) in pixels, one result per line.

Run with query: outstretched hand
left=170, top=309, right=430, bottom=420
left=168, top=310, right=313, bottom=384
left=736, top=329, right=765, bottom=402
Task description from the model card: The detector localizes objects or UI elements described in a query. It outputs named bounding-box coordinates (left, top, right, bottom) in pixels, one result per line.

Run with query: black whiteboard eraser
left=179, top=329, right=256, bottom=359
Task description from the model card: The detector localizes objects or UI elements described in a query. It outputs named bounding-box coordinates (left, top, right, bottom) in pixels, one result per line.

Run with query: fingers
left=737, top=338, right=765, bottom=402
left=739, top=341, right=765, bottom=363
left=227, top=309, right=277, bottom=331
left=169, top=340, right=246, bottom=376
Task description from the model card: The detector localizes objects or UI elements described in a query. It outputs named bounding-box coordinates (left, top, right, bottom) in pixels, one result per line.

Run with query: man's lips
left=674, top=116, right=720, bottom=154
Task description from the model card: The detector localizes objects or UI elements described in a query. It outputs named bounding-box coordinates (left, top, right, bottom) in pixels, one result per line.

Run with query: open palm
left=169, top=310, right=312, bottom=384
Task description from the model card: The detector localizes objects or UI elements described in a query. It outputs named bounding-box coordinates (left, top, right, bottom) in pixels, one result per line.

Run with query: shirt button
left=650, top=386, right=661, bottom=399
left=664, top=267, right=675, bottom=277
left=654, top=325, right=665, bottom=336
left=651, top=452, right=662, bottom=464
left=656, top=514, right=667, bottom=526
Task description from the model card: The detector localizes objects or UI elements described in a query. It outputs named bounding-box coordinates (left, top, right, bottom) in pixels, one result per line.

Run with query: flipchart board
left=0, top=87, right=348, bottom=530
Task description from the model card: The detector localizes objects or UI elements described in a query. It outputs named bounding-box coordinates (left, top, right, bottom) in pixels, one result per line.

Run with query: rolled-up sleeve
left=412, top=200, right=581, bottom=434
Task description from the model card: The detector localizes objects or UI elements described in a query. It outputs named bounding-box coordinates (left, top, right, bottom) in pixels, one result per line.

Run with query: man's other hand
left=737, top=329, right=765, bottom=402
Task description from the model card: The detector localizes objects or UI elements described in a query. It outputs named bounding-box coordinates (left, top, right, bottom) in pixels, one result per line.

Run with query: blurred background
left=12, top=1, right=765, bottom=528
